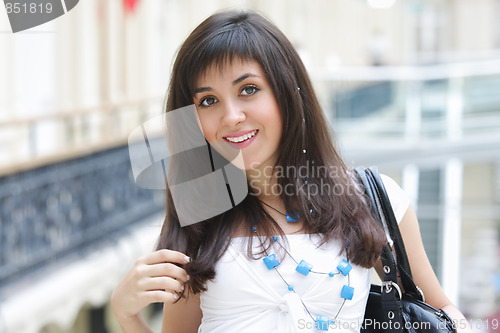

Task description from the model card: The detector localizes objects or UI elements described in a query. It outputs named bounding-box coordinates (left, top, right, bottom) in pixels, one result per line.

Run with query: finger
left=146, top=263, right=189, bottom=282
left=140, top=276, right=184, bottom=293
left=141, top=290, right=179, bottom=304
left=140, top=249, right=190, bottom=266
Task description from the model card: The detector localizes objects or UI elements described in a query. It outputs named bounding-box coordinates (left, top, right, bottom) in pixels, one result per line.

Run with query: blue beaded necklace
left=252, top=223, right=354, bottom=331
left=259, top=200, right=301, bottom=222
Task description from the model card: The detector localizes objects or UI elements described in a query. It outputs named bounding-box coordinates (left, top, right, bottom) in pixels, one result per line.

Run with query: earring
left=302, top=117, right=306, bottom=152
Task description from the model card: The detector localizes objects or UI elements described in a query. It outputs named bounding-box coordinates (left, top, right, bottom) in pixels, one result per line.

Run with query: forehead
left=195, top=57, right=264, bottom=86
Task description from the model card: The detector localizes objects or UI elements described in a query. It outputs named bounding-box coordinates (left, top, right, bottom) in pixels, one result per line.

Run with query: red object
left=124, top=0, right=139, bottom=14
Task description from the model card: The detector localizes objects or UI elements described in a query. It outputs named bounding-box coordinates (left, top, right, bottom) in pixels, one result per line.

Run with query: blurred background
left=0, top=0, right=499, bottom=332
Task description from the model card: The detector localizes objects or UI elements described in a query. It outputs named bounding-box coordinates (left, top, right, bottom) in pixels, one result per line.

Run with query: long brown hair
left=156, top=10, right=387, bottom=294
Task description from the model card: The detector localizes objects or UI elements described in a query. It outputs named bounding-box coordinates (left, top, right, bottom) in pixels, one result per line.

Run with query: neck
left=247, top=170, right=307, bottom=235
left=246, top=164, right=281, bottom=202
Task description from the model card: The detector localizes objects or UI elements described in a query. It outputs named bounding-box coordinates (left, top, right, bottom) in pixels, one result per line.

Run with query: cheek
left=263, top=103, right=283, bottom=141
left=196, top=113, right=217, bottom=141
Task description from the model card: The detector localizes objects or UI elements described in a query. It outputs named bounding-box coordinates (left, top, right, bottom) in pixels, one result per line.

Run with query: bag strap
left=365, top=169, right=413, bottom=284
left=355, top=167, right=403, bottom=331
left=355, top=167, right=423, bottom=300
left=355, top=167, right=398, bottom=283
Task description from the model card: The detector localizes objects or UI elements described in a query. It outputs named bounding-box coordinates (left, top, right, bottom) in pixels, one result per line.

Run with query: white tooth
left=226, top=130, right=257, bottom=143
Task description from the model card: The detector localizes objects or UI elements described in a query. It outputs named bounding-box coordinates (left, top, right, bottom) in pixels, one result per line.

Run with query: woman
left=111, top=10, right=470, bottom=332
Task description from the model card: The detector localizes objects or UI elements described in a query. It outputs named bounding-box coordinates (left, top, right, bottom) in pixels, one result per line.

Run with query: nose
left=221, top=100, right=246, bottom=126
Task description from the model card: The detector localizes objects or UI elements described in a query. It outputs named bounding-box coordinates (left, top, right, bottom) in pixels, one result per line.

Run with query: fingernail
left=187, top=275, right=190, bottom=281
left=173, top=293, right=179, bottom=300
left=184, top=256, right=191, bottom=263
left=181, top=285, right=184, bottom=291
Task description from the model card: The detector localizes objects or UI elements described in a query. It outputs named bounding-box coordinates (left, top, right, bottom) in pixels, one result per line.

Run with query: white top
left=198, top=175, right=409, bottom=333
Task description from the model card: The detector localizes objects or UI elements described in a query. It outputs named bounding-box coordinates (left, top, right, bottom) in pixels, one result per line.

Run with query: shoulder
left=347, top=169, right=410, bottom=224
left=380, top=174, right=410, bottom=224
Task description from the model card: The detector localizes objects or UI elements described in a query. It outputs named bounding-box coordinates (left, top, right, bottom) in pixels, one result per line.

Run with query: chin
left=231, top=160, right=259, bottom=171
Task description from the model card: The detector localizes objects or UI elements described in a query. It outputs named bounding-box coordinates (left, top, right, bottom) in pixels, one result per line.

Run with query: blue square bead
left=286, top=210, right=300, bottom=222
left=295, top=260, right=313, bottom=276
left=315, top=316, right=329, bottom=331
left=337, top=259, right=352, bottom=276
left=263, top=254, right=280, bottom=270
left=341, top=285, right=354, bottom=300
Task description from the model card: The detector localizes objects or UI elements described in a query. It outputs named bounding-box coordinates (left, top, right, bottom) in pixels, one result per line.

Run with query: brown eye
left=199, top=96, right=218, bottom=108
left=240, top=85, right=260, bottom=96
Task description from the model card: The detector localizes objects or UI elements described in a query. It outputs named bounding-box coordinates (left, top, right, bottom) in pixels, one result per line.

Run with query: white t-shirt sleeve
left=380, top=174, right=410, bottom=225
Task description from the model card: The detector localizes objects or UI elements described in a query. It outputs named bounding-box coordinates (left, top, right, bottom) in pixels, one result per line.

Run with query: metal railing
left=0, top=97, right=168, bottom=291
left=312, top=60, right=500, bottom=167
left=0, top=97, right=164, bottom=177
left=315, top=59, right=500, bottom=140
left=0, top=144, right=165, bottom=291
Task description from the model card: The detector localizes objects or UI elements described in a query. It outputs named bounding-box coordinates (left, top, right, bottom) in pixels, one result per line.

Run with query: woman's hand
left=111, top=249, right=190, bottom=331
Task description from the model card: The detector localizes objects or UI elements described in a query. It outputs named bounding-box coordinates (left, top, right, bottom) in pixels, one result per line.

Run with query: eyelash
left=240, top=85, right=260, bottom=96
left=198, top=96, right=217, bottom=108
left=197, top=85, right=261, bottom=108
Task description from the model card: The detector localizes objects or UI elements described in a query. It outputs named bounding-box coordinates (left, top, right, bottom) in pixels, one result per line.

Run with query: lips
left=222, top=129, right=259, bottom=149
left=223, top=129, right=258, bottom=143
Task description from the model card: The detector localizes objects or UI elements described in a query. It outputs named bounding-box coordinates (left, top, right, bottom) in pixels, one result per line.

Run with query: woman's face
left=193, top=58, right=283, bottom=171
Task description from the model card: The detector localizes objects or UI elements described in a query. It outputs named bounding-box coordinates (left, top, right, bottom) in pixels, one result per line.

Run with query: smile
left=224, top=129, right=258, bottom=143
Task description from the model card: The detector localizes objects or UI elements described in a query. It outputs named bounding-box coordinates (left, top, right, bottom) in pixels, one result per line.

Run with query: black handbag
left=355, top=167, right=457, bottom=333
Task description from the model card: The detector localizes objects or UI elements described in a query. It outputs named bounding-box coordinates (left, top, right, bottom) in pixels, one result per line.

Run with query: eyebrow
left=193, top=73, right=260, bottom=95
